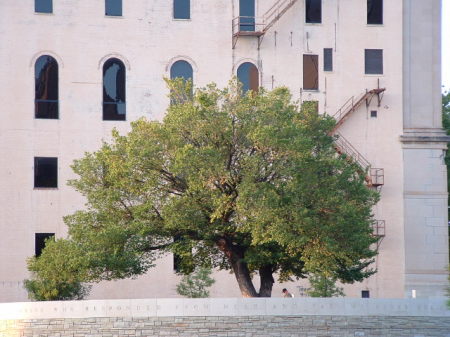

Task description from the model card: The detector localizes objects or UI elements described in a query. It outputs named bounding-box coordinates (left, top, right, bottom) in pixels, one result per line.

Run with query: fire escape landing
left=232, top=0, right=298, bottom=49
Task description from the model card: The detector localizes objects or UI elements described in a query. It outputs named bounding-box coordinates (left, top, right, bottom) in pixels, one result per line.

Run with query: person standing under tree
left=282, top=288, right=294, bottom=298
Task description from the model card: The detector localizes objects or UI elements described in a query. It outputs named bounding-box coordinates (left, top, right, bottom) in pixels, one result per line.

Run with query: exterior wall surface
left=0, top=298, right=449, bottom=337
left=401, top=0, right=450, bottom=298
left=0, top=0, right=448, bottom=302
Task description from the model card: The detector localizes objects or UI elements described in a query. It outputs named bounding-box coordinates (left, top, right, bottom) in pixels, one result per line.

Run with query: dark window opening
left=35, top=233, right=54, bottom=257
left=237, top=62, right=259, bottom=93
left=103, top=58, right=126, bottom=120
left=239, top=0, right=255, bottom=31
left=305, top=0, right=321, bottom=24
left=370, top=110, right=377, bottom=118
left=303, top=54, right=319, bottom=90
left=34, top=157, right=58, bottom=188
left=35, top=55, right=58, bottom=119
left=323, top=48, right=333, bottom=71
left=367, top=0, right=383, bottom=24
left=362, top=290, right=370, bottom=298
left=174, top=0, right=190, bottom=19
left=365, top=49, right=383, bottom=74
left=105, top=0, right=122, bottom=16
left=35, top=0, right=52, bottom=13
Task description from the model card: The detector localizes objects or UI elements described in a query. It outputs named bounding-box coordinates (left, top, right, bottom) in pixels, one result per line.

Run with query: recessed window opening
left=323, top=48, right=333, bottom=71
left=237, top=62, right=259, bottom=93
left=105, top=0, right=122, bottom=16
left=367, top=0, right=383, bottom=24
left=103, top=58, right=126, bottom=120
left=35, top=233, right=54, bottom=257
left=303, top=54, right=319, bottom=90
left=170, top=60, right=193, bottom=82
left=34, top=157, right=58, bottom=188
left=361, top=290, right=370, bottom=298
left=370, top=110, right=377, bottom=118
left=239, top=0, right=256, bottom=32
left=174, top=0, right=190, bottom=19
left=170, top=60, right=194, bottom=103
left=35, top=0, right=52, bottom=13
left=365, top=49, right=383, bottom=75
left=305, top=0, right=321, bottom=24
left=35, top=55, right=58, bottom=119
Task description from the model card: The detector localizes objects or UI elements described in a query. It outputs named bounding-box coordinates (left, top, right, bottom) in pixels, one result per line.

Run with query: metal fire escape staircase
left=330, top=88, right=385, bottom=188
left=330, top=88, right=386, bottom=246
left=232, top=0, right=298, bottom=48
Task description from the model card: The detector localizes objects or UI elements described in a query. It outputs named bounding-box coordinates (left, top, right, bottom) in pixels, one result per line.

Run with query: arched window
left=103, top=58, right=126, bottom=121
left=170, top=60, right=193, bottom=103
left=237, top=62, right=259, bottom=93
left=170, top=60, right=193, bottom=82
left=35, top=55, right=59, bottom=119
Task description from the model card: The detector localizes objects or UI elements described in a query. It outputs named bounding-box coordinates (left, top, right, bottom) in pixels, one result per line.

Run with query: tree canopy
left=25, top=80, right=379, bottom=299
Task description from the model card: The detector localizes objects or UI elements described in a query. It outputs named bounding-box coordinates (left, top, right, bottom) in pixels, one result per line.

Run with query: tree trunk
left=216, top=238, right=275, bottom=297
left=216, top=238, right=258, bottom=297
left=258, top=265, right=275, bottom=297
left=230, top=254, right=259, bottom=297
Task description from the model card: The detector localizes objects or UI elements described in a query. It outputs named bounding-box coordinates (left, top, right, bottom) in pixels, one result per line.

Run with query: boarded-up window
left=367, top=0, right=383, bottom=24
left=365, top=49, right=383, bottom=74
left=305, top=0, right=321, bottom=23
left=35, top=0, right=52, bottom=13
left=239, top=0, right=255, bottom=31
left=303, top=54, right=319, bottom=90
left=323, top=48, right=333, bottom=71
left=105, top=0, right=122, bottom=16
left=237, top=62, right=259, bottom=93
left=174, top=0, right=190, bottom=19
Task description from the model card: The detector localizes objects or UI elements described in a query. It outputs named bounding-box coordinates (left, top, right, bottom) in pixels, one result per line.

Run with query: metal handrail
left=334, top=132, right=371, bottom=170
left=232, top=16, right=265, bottom=35
left=262, top=0, right=298, bottom=32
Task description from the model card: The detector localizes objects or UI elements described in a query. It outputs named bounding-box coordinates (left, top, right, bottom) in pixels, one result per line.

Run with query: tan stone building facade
left=0, top=0, right=448, bottom=302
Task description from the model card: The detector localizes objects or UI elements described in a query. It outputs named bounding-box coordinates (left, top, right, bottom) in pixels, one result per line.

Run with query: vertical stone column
left=401, top=0, right=449, bottom=297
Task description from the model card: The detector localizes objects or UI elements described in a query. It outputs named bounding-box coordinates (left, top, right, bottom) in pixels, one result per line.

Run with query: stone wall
left=0, top=298, right=449, bottom=337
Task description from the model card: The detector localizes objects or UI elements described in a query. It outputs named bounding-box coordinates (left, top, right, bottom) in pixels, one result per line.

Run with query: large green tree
left=26, top=80, right=379, bottom=298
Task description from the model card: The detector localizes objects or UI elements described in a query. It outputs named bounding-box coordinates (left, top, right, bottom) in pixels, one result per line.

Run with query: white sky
left=443, top=0, right=450, bottom=92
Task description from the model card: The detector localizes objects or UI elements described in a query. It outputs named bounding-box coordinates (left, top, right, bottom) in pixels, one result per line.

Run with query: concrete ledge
left=0, top=298, right=448, bottom=319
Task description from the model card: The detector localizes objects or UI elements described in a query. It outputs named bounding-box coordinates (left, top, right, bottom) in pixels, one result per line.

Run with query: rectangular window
left=35, top=233, right=54, bottom=256
left=174, top=0, right=190, bottom=19
left=361, top=290, right=370, bottom=298
left=35, top=0, right=52, bottom=13
left=34, top=157, right=58, bottom=188
left=305, top=0, right=321, bottom=23
left=323, top=48, right=333, bottom=71
left=365, top=49, right=383, bottom=74
left=367, top=0, right=383, bottom=24
left=303, top=54, right=319, bottom=90
left=370, top=110, right=377, bottom=118
left=105, top=0, right=122, bottom=16
left=239, top=0, right=255, bottom=31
